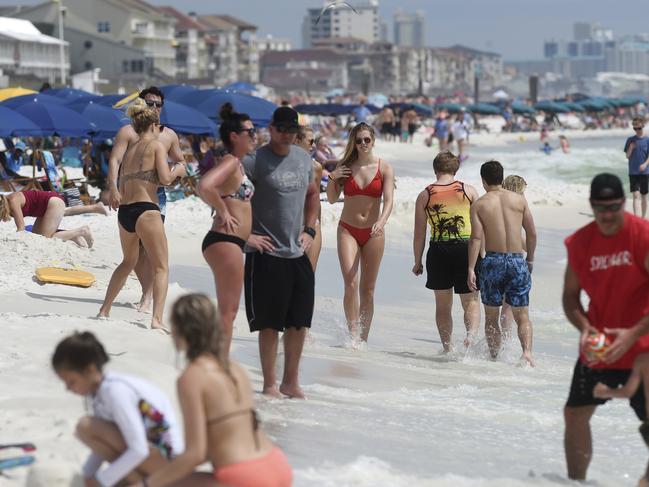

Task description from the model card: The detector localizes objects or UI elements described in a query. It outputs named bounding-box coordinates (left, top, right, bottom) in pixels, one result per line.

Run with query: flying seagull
left=315, top=1, right=360, bottom=24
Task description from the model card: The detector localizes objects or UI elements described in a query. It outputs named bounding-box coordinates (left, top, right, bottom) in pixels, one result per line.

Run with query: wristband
left=304, top=226, right=317, bottom=238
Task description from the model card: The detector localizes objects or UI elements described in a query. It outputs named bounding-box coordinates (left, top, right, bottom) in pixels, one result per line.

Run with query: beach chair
left=0, top=156, right=43, bottom=192
left=31, top=150, right=92, bottom=205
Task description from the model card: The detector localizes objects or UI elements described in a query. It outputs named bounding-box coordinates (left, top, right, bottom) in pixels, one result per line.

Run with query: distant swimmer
left=559, top=135, right=570, bottom=153
left=563, top=173, right=649, bottom=483
left=624, top=116, right=649, bottom=217
left=468, top=160, right=537, bottom=366
left=412, top=151, right=481, bottom=351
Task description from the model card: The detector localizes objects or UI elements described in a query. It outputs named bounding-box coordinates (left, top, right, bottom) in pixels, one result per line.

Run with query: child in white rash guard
left=52, top=332, right=183, bottom=487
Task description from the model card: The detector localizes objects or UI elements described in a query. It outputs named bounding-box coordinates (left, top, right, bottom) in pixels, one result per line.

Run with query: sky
left=4, top=0, right=648, bottom=60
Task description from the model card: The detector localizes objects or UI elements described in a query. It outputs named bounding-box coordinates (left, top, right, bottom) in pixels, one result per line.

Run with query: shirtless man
left=107, top=86, right=185, bottom=311
left=467, top=160, right=537, bottom=366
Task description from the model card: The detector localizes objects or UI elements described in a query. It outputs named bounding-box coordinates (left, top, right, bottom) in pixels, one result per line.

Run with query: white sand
left=0, top=132, right=620, bottom=485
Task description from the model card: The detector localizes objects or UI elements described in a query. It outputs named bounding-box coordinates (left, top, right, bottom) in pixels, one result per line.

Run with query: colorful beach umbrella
left=0, top=106, right=42, bottom=137
left=112, top=91, right=139, bottom=108
left=0, top=87, right=37, bottom=102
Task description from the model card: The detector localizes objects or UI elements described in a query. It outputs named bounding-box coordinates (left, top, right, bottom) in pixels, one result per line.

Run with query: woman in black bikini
left=198, top=103, right=255, bottom=353
left=98, top=98, right=186, bottom=330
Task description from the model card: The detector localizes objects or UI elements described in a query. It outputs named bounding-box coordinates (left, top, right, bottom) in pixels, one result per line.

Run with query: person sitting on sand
left=98, top=98, right=186, bottom=330
left=131, top=294, right=292, bottom=487
left=52, top=331, right=184, bottom=487
left=0, top=190, right=104, bottom=247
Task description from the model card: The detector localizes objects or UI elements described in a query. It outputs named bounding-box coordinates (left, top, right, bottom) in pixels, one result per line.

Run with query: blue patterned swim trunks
left=478, top=252, right=531, bottom=307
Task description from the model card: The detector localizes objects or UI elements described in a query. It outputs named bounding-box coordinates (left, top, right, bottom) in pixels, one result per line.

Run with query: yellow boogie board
left=35, top=267, right=96, bottom=287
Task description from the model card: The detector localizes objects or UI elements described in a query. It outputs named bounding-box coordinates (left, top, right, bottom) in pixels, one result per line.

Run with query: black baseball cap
left=590, top=173, right=624, bottom=201
left=271, top=106, right=299, bottom=131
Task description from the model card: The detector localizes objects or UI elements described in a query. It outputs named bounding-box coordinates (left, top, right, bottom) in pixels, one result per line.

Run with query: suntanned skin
left=562, top=198, right=649, bottom=483
left=626, top=122, right=649, bottom=217
left=467, top=182, right=537, bottom=366
left=107, top=92, right=184, bottom=312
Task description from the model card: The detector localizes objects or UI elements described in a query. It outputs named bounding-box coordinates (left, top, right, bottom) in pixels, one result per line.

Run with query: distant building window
left=568, top=42, right=578, bottom=57
left=97, top=21, right=110, bottom=33
left=544, top=42, right=558, bottom=58
left=122, top=60, right=129, bottom=73
left=85, top=61, right=93, bottom=70
left=134, top=22, right=148, bottom=34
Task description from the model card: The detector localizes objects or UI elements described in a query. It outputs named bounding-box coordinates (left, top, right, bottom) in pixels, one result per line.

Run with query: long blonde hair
left=127, top=98, right=159, bottom=134
left=0, top=194, right=12, bottom=222
left=338, top=122, right=375, bottom=169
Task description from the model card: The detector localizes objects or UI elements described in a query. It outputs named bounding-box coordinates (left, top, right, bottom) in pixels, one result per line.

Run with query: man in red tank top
left=563, top=173, right=649, bottom=481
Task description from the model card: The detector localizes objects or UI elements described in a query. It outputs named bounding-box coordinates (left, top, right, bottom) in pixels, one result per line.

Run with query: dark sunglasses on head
left=634, top=126, right=644, bottom=130
left=355, top=137, right=372, bottom=145
left=308, top=138, right=315, bottom=145
left=239, top=127, right=257, bottom=137
left=591, top=201, right=624, bottom=213
left=146, top=100, right=164, bottom=108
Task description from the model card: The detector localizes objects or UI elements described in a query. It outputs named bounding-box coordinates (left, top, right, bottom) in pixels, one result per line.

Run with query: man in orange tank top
left=413, top=151, right=481, bottom=351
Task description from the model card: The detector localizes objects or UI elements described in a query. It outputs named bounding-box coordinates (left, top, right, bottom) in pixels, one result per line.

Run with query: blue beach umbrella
left=510, top=102, right=536, bottom=114
left=159, top=100, right=217, bottom=135
left=389, top=102, right=433, bottom=116
left=467, top=103, right=501, bottom=115
left=44, top=87, right=94, bottom=102
left=1, top=96, right=93, bottom=137
left=177, top=89, right=277, bottom=126
left=92, top=94, right=127, bottom=107
left=160, top=84, right=200, bottom=102
left=0, top=106, right=42, bottom=137
left=2, top=93, right=67, bottom=107
left=534, top=100, right=571, bottom=113
left=66, top=100, right=130, bottom=139
left=224, top=81, right=256, bottom=94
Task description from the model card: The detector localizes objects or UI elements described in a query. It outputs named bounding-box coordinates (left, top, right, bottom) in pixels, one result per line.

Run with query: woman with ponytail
left=98, top=98, right=186, bottom=330
left=134, top=293, right=292, bottom=487
left=198, top=103, right=256, bottom=353
left=52, top=332, right=183, bottom=487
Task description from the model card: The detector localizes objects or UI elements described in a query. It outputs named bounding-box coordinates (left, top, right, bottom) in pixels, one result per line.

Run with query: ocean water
left=171, top=134, right=644, bottom=487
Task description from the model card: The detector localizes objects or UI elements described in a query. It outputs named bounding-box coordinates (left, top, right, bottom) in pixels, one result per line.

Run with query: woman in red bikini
left=326, top=122, right=395, bottom=342
left=198, top=103, right=256, bottom=353
left=0, top=189, right=99, bottom=246
left=133, top=293, right=292, bottom=487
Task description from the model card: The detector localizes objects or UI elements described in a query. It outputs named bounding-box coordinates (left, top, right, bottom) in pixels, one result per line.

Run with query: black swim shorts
left=425, top=241, right=478, bottom=294
left=629, top=174, right=649, bottom=195
left=244, top=252, right=314, bottom=332
left=565, top=359, right=646, bottom=420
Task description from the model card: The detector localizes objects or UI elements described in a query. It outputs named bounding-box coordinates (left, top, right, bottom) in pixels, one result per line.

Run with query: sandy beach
left=0, top=130, right=644, bottom=486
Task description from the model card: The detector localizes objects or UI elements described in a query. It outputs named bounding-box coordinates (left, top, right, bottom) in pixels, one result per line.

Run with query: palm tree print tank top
left=425, top=181, right=472, bottom=241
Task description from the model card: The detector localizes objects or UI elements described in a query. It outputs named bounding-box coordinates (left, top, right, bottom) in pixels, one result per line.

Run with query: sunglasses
left=355, top=137, right=372, bottom=145
left=634, top=126, right=644, bottom=131
left=591, top=201, right=624, bottom=213
left=307, top=138, right=315, bottom=145
left=238, top=127, right=257, bottom=138
left=145, top=100, right=164, bottom=108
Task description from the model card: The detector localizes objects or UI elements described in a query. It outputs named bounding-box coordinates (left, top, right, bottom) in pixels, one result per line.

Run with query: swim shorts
left=629, top=174, right=649, bottom=195
left=425, top=241, right=478, bottom=294
left=565, top=360, right=646, bottom=420
left=244, top=252, right=314, bottom=332
left=157, top=187, right=167, bottom=218
left=478, top=252, right=531, bottom=307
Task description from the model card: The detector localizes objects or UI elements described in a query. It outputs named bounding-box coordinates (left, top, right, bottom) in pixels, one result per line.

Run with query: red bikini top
left=343, top=159, right=383, bottom=198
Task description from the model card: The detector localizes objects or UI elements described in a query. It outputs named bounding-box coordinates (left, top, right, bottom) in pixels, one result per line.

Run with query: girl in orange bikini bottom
left=213, top=447, right=292, bottom=487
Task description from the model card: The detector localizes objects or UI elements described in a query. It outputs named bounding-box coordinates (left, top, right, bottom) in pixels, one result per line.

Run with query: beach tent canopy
left=176, top=89, right=277, bottom=126
left=0, top=106, right=42, bottom=136
left=0, top=87, right=36, bottom=102
left=66, top=100, right=129, bottom=140
left=467, top=103, right=501, bottom=115
left=1, top=95, right=93, bottom=137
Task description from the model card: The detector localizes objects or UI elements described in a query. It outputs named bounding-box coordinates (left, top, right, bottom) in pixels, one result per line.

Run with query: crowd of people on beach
left=5, top=85, right=649, bottom=486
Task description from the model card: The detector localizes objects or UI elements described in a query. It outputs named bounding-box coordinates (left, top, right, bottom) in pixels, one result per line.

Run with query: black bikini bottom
left=202, top=230, right=246, bottom=253
left=118, top=202, right=161, bottom=233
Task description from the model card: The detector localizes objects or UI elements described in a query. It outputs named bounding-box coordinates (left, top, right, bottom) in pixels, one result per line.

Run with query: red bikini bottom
left=339, top=221, right=373, bottom=247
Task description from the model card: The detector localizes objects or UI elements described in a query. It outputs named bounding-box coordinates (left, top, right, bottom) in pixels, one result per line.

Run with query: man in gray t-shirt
left=243, top=106, right=319, bottom=399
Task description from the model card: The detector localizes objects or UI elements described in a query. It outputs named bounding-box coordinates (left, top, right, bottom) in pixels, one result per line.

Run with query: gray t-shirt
left=243, top=144, right=313, bottom=258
